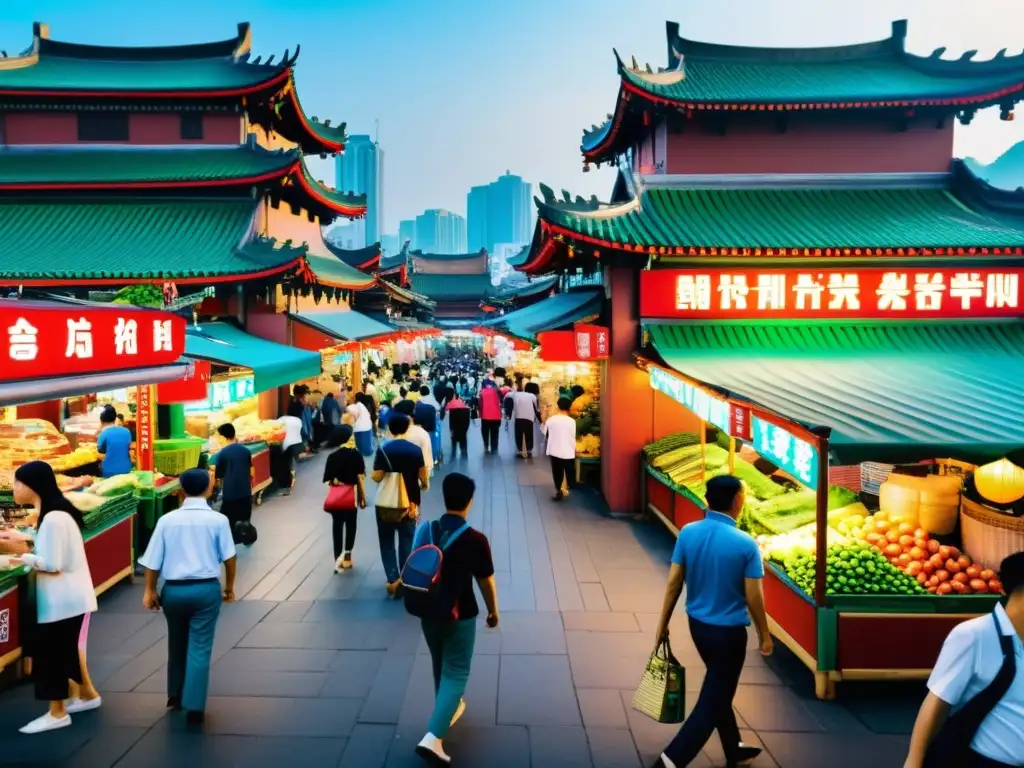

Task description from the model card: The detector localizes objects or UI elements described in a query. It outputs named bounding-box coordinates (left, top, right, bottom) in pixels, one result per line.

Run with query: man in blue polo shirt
left=652, top=474, right=773, bottom=768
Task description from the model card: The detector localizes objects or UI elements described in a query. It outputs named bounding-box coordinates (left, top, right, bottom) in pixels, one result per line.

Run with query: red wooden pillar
left=601, top=266, right=655, bottom=513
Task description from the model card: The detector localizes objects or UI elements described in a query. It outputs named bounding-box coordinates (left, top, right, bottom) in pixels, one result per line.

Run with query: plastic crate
left=153, top=438, right=203, bottom=476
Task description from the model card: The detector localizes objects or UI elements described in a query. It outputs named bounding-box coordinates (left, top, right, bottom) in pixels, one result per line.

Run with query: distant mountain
left=964, top=142, right=1024, bottom=191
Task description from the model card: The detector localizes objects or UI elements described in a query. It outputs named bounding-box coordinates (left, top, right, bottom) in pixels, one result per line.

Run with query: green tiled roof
left=537, top=181, right=1024, bottom=251
left=0, top=23, right=289, bottom=95
left=0, top=198, right=305, bottom=282
left=410, top=273, right=495, bottom=302
left=292, top=310, right=394, bottom=341
left=648, top=320, right=1024, bottom=464
left=485, top=290, right=604, bottom=342
left=490, top=275, right=559, bottom=303
left=304, top=251, right=376, bottom=291
left=324, top=240, right=381, bottom=270
left=0, top=145, right=296, bottom=186
left=185, top=322, right=321, bottom=393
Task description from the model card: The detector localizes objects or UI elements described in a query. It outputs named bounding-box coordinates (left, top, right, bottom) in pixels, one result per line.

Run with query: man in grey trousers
left=139, top=468, right=237, bottom=726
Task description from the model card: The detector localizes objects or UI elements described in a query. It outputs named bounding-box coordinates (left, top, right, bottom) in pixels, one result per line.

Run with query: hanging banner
left=751, top=415, right=818, bottom=490
left=573, top=324, right=610, bottom=360
left=730, top=404, right=752, bottom=442
left=135, top=384, right=155, bottom=472
left=640, top=267, right=1024, bottom=320
left=156, top=359, right=211, bottom=403
left=0, top=302, right=186, bottom=381
left=649, top=366, right=732, bottom=435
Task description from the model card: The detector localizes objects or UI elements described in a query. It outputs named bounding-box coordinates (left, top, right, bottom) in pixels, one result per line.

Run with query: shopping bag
left=323, top=484, right=357, bottom=513
left=632, top=640, right=685, bottom=724
left=374, top=448, right=411, bottom=523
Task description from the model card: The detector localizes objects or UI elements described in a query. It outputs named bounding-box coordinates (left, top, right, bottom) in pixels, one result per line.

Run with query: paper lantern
left=975, top=458, right=1024, bottom=505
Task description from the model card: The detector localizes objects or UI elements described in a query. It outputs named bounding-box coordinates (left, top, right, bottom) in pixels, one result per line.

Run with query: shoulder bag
left=323, top=483, right=357, bottom=513
left=375, top=447, right=411, bottom=523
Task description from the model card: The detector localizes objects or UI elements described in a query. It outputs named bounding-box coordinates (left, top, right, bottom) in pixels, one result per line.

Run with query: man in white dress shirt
left=139, top=468, right=237, bottom=726
left=905, top=551, right=1024, bottom=768
left=541, top=396, right=577, bottom=501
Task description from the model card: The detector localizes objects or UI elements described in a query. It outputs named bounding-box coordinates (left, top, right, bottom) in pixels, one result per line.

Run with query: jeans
left=376, top=511, right=416, bottom=583
left=161, top=579, right=222, bottom=713
left=450, top=431, right=467, bottom=457
left=550, top=457, right=576, bottom=493
left=514, top=419, right=534, bottom=454
left=421, top=618, right=477, bottom=738
left=663, top=616, right=747, bottom=765
left=330, top=509, right=358, bottom=558
left=354, top=430, right=374, bottom=457
left=430, top=427, right=442, bottom=464
left=481, top=419, right=500, bottom=452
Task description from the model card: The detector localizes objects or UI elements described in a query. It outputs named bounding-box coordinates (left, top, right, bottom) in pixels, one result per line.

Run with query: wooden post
left=812, top=426, right=833, bottom=608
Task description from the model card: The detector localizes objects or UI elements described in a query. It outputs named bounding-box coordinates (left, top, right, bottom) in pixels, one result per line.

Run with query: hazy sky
left=3, top=0, right=1024, bottom=233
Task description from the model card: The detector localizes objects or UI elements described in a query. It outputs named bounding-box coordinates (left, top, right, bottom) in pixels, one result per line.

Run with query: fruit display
left=775, top=542, right=928, bottom=597
left=47, top=445, right=101, bottom=472
left=576, top=434, right=600, bottom=457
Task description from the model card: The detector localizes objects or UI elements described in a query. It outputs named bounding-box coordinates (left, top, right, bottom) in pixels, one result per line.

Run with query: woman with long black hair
left=11, top=461, right=100, bottom=734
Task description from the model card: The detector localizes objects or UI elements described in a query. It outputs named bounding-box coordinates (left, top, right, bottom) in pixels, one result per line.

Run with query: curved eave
left=293, top=161, right=366, bottom=219
left=261, top=76, right=347, bottom=156
left=324, top=240, right=382, bottom=271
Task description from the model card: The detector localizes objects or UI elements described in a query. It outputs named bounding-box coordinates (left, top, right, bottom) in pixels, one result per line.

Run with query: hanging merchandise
left=973, top=458, right=1024, bottom=505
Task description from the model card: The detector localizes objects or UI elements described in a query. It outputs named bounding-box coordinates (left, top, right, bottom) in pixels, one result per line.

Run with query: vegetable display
left=777, top=542, right=928, bottom=597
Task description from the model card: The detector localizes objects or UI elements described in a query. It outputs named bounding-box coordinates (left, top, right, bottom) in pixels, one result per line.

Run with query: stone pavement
left=0, top=424, right=924, bottom=767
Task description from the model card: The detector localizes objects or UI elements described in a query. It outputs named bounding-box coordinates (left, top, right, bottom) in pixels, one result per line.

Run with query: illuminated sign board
left=184, top=376, right=254, bottom=412
left=751, top=416, right=819, bottom=490
left=639, top=268, right=1024, bottom=320
left=649, top=366, right=731, bottom=434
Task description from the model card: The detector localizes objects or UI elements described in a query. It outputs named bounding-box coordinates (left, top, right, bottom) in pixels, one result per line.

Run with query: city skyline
left=5, top=0, right=1024, bottom=231
left=467, top=172, right=533, bottom=255
left=334, top=134, right=383, bottom=248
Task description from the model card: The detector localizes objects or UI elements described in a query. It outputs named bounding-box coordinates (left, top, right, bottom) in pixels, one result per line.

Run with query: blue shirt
left=671, top=510, right=763, bottom=627
left=139, top=497, right=236, bottom=580
left=96, top=424, right=133, bottom=477
left=414, top=401, right=437, bottom=433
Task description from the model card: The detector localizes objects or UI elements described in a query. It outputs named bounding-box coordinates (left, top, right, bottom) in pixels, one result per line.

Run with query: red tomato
left=952, top=572, right=968, bottom=585
left=927, top=540, right=941, bottom=554
left=979, top=569, right=995, bottom=582
left=936, top=583, right=953, bottom=595
left=909, top=547, right=925, bottom=561
left=885, top=531, right=901, bottom=544
left=922, top=562, right=936, bottom=575
left=948, top=547, right=961, bottom=561
left=927, top=586, right=938, bottom=594
left=945, top=559, right=961, bottom=574
left=938, top=545, right=952, bottom=560
left=929, top=553, right=946, bottom=569
left=965, top=566, right=980, bottom=579
left=935, top=570, right=950, bottom=583
left=897, top=553, right=912, bottom=567
left=914, top=528, right=928, bottom=540
left=866, top=532, right=883, bottom=545
left=970, top=580, right=989, bottom=594
left=875, top=520, right=891, bottom=533
left=916, top=572, right=928, bottom=584
left=927, top=576, right=939, bottom=588
left=914, top=538, right=929, bottom=551
left=956, top=555, right=970, bottom=570
left=906, top=562, right=923, bottom=577
left=950, top=581, right=968, bottom=594
left=885, top=543, right=902, bottom=557
left=898, top=535, right=915, bottom=548
left=988, top=579, right=1004, bottom=594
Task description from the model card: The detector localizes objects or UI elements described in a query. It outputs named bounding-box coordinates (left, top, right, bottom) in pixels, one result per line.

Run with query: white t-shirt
left=278, top=415, right=304, bottom=449
left=347, top=402, right=373, bottom=432
left=405, top=424, right=434, bottom=475
left=139, top=498, right=236, bottom=581
left=21, top=510, right=98, bottom=624
left=542, top=413, right=578, bottom=460
left=512, top=391, right=538, bottom=421
left=927, top=603, right=1024, bottom=765
left=364, top=382, right=379, bottom=406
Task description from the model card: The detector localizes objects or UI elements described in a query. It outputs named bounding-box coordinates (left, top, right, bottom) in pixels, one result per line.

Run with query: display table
left=0, top=568, right=27, bottom=674
left=640, top=460, right=998, bottom=699
left=575, top=456, right=601, bottom=486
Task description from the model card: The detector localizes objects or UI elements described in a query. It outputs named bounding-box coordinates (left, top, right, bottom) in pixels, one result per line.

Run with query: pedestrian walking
left=347, top=392, right=375, bottom=457
left=443, top=389, right=471, bottom=459
left=322, top=425, right=366, bottom=572
left=372, top=413, right=427, bottom=597
left=417, top=385, right=443, bottom=466
left=214, top=423, right=254, bottom=542
left=512, top=383, right=539, bottom=458
left=277, top=411, right=304, bottom=496
left=408, top=473, right=499, bottom=765
left=321, top=391, right=342, bottom=427
left=478, top=380, right=502, bottom=454
left=542, top=396, right=577, bottom=500
left=904, top=551, right=1023, bottom=768
left=651, top=475, right=771, bottom=768
left=12, top=462, right=100, bottom=734
left=138, top=468, right=237, bottom=726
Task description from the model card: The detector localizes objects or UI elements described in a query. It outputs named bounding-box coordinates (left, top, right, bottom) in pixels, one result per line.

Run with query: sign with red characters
left=0, top=303, right=187, bottom=381
left=135, top=384, right=155, bottom=472
left=730, top=404, right=752, bottom=441
left=539, top=325, right=610, bottom=362
left=573, top=324, right=610, bottom=360
left=639, top=268, right=1024, bottom=320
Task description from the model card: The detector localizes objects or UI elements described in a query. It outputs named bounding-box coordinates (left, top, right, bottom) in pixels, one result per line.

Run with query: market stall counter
left=208, top=440, right=273, bottom=505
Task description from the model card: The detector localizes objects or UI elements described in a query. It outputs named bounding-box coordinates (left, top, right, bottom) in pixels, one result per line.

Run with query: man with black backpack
left=402, top=473, right=499, bottom=766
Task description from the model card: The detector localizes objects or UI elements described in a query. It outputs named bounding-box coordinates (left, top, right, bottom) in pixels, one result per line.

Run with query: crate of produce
left=153, top=438, right=203, bottom=476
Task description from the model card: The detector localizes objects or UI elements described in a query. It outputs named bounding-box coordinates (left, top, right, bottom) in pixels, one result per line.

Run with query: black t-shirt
left=323, top=447, right=365, bottom=486
left=374, top=439, right=425, bottom=505
left=425, top=514, right=495, bottom=620
left=215, top=442, right=252, bottom=501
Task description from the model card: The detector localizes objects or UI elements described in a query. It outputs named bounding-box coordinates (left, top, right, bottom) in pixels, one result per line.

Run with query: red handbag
left=323, top=484, right=357, bottom=512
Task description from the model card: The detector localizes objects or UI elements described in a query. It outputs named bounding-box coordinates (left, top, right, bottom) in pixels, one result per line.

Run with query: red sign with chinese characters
left=573, top=324, right=610, bottom=360
left=0, top=302, right=186, bottom=381
left=135, top=384, right=155, bottom=472
left=730, top=404, right=752, bottom=441
left=157, top=359, right=211, bottom=403
left=639, top=268, right=1024, bottom=320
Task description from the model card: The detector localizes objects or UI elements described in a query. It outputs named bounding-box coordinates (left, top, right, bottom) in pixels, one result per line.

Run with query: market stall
left=0, top=300, right=189, bottom=675
left=637, top=267, right=1024, bottom=699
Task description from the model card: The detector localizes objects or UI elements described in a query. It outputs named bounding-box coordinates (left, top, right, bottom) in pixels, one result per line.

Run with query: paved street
left=0, top=426, right=923, bottom=767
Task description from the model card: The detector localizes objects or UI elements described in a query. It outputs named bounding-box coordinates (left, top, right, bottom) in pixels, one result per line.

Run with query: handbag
left=923, top=614, right=1017, bottom=768
left=632, top=640, right=685, bottom=724
left=375, top=447, right=411, bottom=523
left=323, top=483, right=357, bottom=513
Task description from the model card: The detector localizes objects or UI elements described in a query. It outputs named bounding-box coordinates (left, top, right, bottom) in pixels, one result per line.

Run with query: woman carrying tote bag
left=322, top=425, right=366, bottom=572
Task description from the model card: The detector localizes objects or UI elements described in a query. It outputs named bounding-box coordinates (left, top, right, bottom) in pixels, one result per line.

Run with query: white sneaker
left=415, top=732, right=451, bottom=765
left=449, top=698, right=466, bottom=727
left=66, top=696, right=102, bottom=714
left=19, top=712, right=71, bottom=734
left=658, top=753, right=678, bottom=768
left=335, top=555, right=346, bottom=573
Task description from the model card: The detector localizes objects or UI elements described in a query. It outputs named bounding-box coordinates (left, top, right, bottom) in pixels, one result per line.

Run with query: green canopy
left=647, top=320, right=1024, bottom=465
left=484, top=290, right=604, bottom=342
left=185, top=322, right=321, bottom=393
left=291, top=310, right=394, bottom=341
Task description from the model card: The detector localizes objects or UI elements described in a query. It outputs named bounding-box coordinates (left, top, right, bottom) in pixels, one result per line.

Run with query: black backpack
left=233, top=520, right=258, bottom=546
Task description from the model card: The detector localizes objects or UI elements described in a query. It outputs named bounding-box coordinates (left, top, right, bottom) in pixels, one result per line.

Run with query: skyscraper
left=335, top=134, right=383, bottom=246
left=398, top=219, right=416, bottom=250
left=414, top=209, right=467, bottom=254
left=466, top=171, right=533, bottom=253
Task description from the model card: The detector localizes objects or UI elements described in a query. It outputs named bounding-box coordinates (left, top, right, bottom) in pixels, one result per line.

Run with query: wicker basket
left=960, top=497, right=1024, bottom=572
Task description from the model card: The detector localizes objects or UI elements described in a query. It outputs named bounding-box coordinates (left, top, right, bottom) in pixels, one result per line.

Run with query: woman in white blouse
left=11, top=461, right=100, bottom=734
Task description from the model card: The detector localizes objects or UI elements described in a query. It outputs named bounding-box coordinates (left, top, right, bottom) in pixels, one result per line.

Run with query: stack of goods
left=67, top=473, right=140, bottom=530
left=0, top=420, right=101, bottom=473
left=573, top=400, right=601, bottom=457
left=576, top=434, right=600, bottom=457
left=774, top=542, right=928, bottom=597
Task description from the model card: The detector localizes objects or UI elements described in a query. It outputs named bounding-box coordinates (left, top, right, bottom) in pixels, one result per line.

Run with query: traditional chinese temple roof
left=0, top=198, right=306, bottom=285
left=484, top=289, right=604, bottom=342
left=488, top=275, right=559, bottom=305
left=323, top=240, right=381, bottom=271
left=518, top=165, right=1024, bottom=274
left=0, top=22, right=346, bottom=156
left=376, top=278, right=436, bottom=309
left=409, top=249, right=489, bottom=276
left=584, top=20, right=1024, bottom=163
left=647, top=320, right=1024, bottom=464
left=964, top=141, right=1024, bottom=191
left=409, top=273, right=496, bottom=303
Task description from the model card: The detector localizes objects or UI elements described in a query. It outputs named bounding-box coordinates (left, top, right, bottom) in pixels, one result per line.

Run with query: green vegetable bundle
left=643, top=432, right=699, bottom=460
